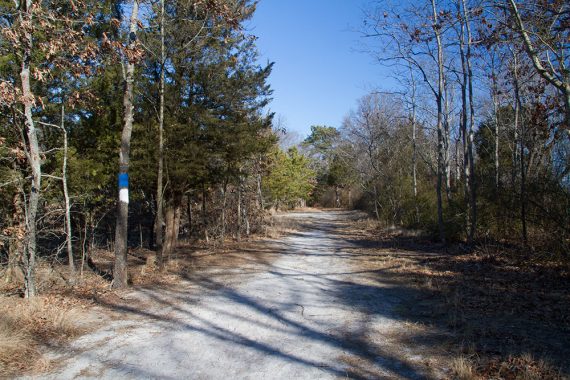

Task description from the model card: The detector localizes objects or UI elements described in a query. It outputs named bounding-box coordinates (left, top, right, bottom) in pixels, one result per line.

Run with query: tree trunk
left=443, top=78, right=452, bottom=200
left=154, top=0, right=165, bottom=268
left=432, top=0, right=446, bottom=244
left=373, top=184, right=380, bottom=221
left=172, top=205, right=181, bottom=260
left=244, top=196, right=250, bottom=236
left=220, top=180, right=228, bottom=243
left=257, top=170, right=264, bottom=210
left=202, top=183, right=209, bottom=242
left=163, top=195, right=182, bottom=262
left=409, top=63, right=420, bottom=224
left=458, top=0, right=472, bottom=242
left=237, top=176, right=242, bottom=242
left=6, top=191, right=25, bottom=284
left=19, top=0, right=40, bottom=297
left=520, top=131, right=528, bottom=244
left=149, top=204, right=155, bottom=249
left=187, top=194, right=193, bottom=237
left=61, top=106, right=75, bottom=276
left=335, top=185, right=340, bottom=208
left=511, top=52, right=528, bottom=244
left=80, top=212, right=89, bottom=278
left=162, top=202, right=175, bottom=263
left=491, top=53, right=500, bottom=190
left=113, top=0, right=140, bottom=289
left=463, top=0, right=477, bottom=242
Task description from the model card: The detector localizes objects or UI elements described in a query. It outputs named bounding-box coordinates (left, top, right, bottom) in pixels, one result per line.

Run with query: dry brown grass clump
left=0, top=296, right=85, bottom=377
left=451, top=356, right=477, bottom=380
left=451, top=353, right=564, bottom=380
left=263, top=214, right=304, bottom=238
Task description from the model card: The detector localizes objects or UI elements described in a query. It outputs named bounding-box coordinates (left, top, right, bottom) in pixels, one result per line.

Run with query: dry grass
left=342, top=219, right=570, bottom=379
left=0, top=318, right=41, bottom=376
left=0, top=209, right=315, bottom=377
left=470, top=353, right=564, bottom=380
left=263, top=213, right=305, bottom=238
left=451, top=356, right=477, bottom=380
left=0, top=261, right=106, bottom=377
left=0, top=296, right=87, bottom=377
left=2, top=211, right=567, bottom=378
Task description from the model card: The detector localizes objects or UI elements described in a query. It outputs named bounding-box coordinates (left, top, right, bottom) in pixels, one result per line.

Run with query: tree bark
left=244, top=196, right=250, bottom=236
left=432, top=0, right=446, bottom=244
left=512, top=52, right=528, bottom=244
left=187, top=194, right=193, bottom=237
left=492, top=64, right=500, bottom=190
left=162, top=202, right=175, bottom=262
left=458, top=0, right=473, bottom=242
left=513, top=62, right=528, bottom=244
left=220, top=180, right=228, bottom=243
left=237, top=175, right=242, bottom=242
left=172, top=205, right=181, bottom=260
left=373, top=184, right=380, bottom=221
left=202, top=183, right=209, bottom=242
left=409, top=64, right=420, bottom=224
left=257, top=171, right=264, bottom=210
left=6, top=191, right=25, bottom=284
left=463, top=0, right=477, bottom=242
left=19, top=0, right=40, bottom=297
left=443, top=78, right=452, bottom=201
left=61, top=105, right=75, bottom=275
left=113, top=0, right=140, bottom=288
left=154, top=0, right=165, bottom=268
left=335, top=185, right=340, bottom=208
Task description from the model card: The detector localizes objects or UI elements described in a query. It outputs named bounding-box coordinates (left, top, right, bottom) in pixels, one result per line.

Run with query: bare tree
left=507, top=0, right=570, bottom=131
left=488, top=47, right=502, bottom=190
left=431, top=0, right=447, bottom=243
left=363, top=1, right=449, bottom=242
left=458, top=0, right=477, bottom=242
left=510, top=49, right=528, bottom=244
left=60, top=106, right=74, bottom=276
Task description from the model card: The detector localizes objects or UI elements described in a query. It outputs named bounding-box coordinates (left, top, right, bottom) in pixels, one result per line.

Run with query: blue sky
left=248, top=0, right=391, bottom=138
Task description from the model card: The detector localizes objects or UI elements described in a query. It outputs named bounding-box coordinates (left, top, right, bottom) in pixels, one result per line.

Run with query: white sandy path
left=31, top=211, right=439, bottom=379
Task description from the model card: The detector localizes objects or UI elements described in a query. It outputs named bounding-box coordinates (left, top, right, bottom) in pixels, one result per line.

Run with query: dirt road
left=36, top=211, right=445, bottom=379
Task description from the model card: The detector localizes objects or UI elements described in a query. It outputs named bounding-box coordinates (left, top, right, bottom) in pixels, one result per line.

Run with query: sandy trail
left=34, top=211, right=442, bottom=379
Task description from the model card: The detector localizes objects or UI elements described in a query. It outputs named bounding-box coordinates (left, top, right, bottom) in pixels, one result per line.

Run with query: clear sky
left=248, top=0, right=391, bottom=138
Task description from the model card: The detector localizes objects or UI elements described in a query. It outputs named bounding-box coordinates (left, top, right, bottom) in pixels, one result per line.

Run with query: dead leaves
left=0, top=81, right=19, bottom=107
left=476, top=354, right=563, bottom=380
left=349, top=221, right=570, bottom=378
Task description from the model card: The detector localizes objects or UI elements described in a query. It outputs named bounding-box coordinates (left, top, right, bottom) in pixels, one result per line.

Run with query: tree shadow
left=64, top=210, right=569, bottom=378
left=327, top=214, right=570, bottom=376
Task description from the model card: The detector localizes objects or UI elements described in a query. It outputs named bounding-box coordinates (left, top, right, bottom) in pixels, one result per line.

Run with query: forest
left=0, top=0, right=569, bottom=378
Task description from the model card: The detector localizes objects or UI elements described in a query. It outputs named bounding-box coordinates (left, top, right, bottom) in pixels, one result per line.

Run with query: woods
left=0, top=0, right=569, bottom=378
left=303, top=0, right=569, bottom=255
left=0, top=0, right=286, bottom=295
left=1, top=0, right=568, bottom=297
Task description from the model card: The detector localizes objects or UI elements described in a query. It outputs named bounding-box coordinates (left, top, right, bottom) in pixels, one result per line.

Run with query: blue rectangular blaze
left=118, top=173, right=129, bottom=189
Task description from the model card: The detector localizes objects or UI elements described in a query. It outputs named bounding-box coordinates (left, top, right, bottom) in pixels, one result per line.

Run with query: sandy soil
left=28, top=211, right=446, bottom=379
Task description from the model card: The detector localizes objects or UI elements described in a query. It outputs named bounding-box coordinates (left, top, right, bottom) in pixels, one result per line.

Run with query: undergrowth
left=350, top=218, right=570, bottom=379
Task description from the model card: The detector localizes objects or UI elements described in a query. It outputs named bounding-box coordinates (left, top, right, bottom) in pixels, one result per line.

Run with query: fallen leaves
left=344, top=219, right=570, bottom=378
